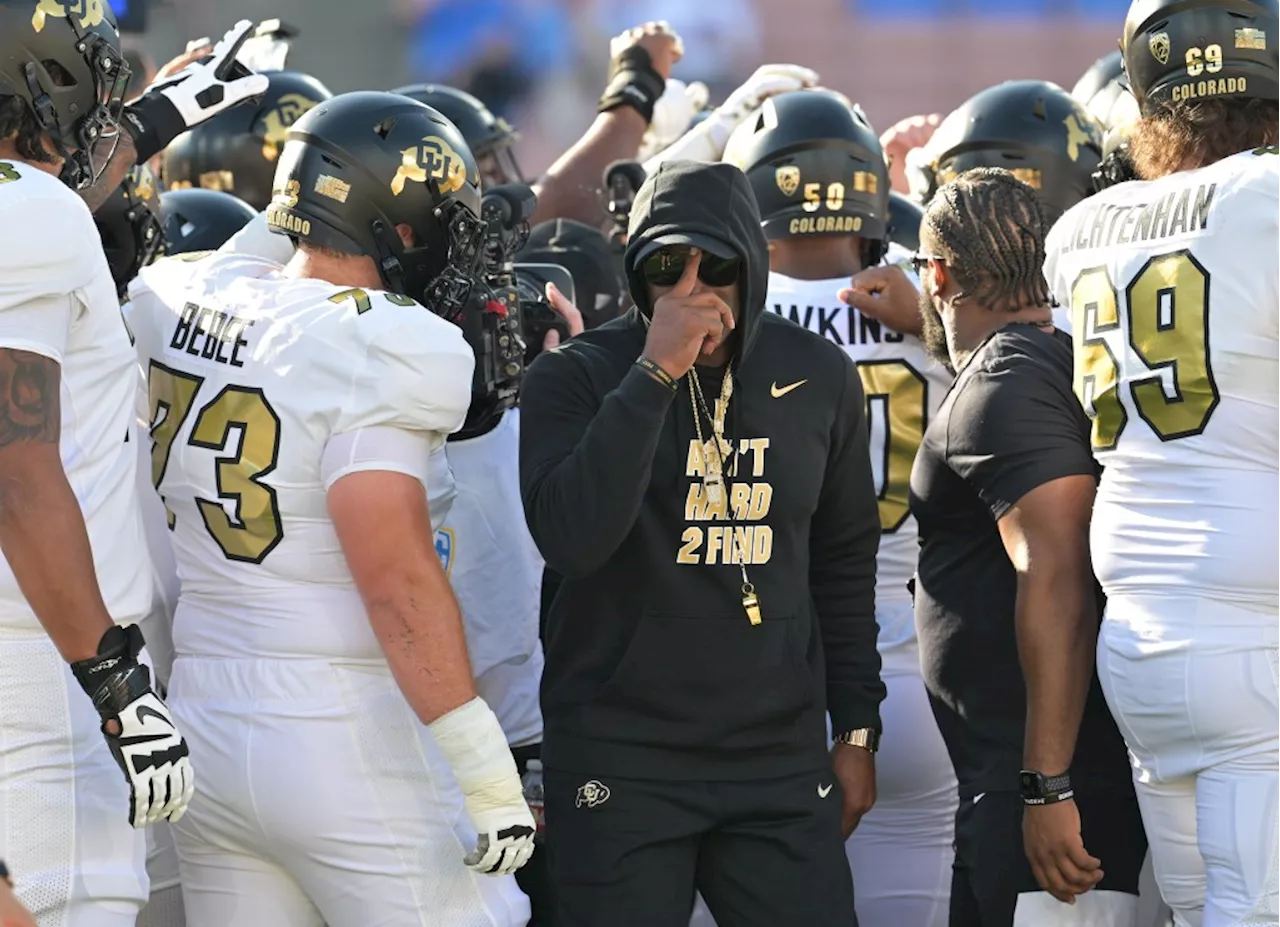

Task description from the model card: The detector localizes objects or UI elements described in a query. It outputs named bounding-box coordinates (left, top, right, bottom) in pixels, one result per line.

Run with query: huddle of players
left=0, top=0, right=1275, bottom=925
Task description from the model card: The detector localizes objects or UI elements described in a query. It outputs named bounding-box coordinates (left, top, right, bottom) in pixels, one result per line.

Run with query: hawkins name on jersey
left=127, top=251, right=474, bottom=662
left=1045, top=146, right=1278, bottom=610
left=766, top=251, right=952, bottom=651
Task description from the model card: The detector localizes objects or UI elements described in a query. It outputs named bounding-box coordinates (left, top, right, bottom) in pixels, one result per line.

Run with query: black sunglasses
left=641, top=247, right=741, bottom=289
left=910, top=253, right=947, bottom=275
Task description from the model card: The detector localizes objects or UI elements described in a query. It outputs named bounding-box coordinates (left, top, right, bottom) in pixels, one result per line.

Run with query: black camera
left=514, top=262, right=574, bottom=365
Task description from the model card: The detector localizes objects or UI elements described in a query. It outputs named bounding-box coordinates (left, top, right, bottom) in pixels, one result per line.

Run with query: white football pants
left=0, top=632, right=148, bottom=927
left=167, top=656, right=530, bottom=927
left=1097, top=595, right=1279, bottom=927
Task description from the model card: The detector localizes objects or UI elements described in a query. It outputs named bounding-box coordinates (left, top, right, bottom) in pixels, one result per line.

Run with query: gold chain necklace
left=687, top=364, right=762, bottom=626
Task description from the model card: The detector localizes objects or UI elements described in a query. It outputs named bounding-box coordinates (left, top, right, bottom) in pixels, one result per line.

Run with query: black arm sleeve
left=810, top=356, right=886, bottom=735
left=945, top=351, right=1096, bottom=521
left=519, top=347, right=677, bottom=578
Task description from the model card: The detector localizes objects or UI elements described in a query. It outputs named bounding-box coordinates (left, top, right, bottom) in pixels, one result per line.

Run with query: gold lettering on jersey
left=257, top=94, right=320, bottom=161
left=265, top=204, right=311, bottom=238
left=1236, top=27, right=1266, bottom=50
left=169, top=302, right=255, bottom=367
left=1171, top=76, right=1247, bottom=102
left=678, top=437, right=774, bottom=565
left=32, top=0, right=103, bottom=32
left=390, top=135, right=467, bottom=197
left=787, top=215, right=863, bottom=235
left=1058, top=183, right=1217, bottom=255
left=775, top=165, right=800, bottom=196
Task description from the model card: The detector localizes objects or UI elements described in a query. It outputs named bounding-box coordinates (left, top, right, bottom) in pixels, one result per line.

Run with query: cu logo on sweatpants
left=576, top=780, right=611, bottom=808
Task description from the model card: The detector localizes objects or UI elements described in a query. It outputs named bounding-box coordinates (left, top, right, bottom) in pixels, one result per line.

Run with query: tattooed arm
left=78, top=134, right=139, bottom=214
left=0, top=348, right=113, bottom=661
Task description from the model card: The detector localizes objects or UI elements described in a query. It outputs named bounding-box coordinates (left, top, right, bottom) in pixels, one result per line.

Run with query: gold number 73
left=148, top=362, right=285, bottom=563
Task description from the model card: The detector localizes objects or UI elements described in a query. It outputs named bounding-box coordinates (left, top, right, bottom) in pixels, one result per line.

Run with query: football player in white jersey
left=1044, top=1, right=1279, bottom=923
left=127, top=91, right=535, bottom=927
left=724, top=89, right=957, bottom=927
left=0, top=6, right=265, bottom=924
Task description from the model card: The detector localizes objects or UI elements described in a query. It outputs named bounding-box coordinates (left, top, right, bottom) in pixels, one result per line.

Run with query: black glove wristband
left=70, top=624, right=152, bottom=719
left=0, top=856, right=9, bottom=884
left=121, top=93, right=188, bottom=165
left=597, top=45, right=666, bottom=124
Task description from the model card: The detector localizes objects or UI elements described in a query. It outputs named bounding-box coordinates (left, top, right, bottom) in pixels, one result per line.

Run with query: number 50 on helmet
left=264, top=90, right=486, bottom=321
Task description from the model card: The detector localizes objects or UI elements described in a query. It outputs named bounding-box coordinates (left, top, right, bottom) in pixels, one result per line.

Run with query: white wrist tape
left=429, top=696, right=520, bottom=792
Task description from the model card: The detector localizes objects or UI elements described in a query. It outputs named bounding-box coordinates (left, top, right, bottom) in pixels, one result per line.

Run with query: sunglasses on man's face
left=910, top=253, right=948, bottom=275
left=641, top=248, right=741, bottom=289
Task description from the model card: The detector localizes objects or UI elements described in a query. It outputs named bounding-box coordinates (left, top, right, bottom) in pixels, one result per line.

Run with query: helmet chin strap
left=369, top=219, right=408, bottom=295
left=22, top=62, right=89, bottom=188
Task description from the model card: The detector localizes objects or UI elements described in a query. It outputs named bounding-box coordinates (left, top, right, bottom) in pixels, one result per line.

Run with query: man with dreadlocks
left=907, top=168, right=1147, bottom=926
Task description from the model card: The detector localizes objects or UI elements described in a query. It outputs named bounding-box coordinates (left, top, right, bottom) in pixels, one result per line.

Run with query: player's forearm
left=530, top=108, right=647, bottom=226
left=0, top=448, right=114, bottom=661
left=1015, top=563, right=1096, bottom=773
left=79, top=134, right=139, bottom=214
left=363, top=560, right=479, bottom=725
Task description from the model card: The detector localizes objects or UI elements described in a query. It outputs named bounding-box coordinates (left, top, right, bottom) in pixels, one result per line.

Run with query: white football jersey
left=0, top=160, right=150, bottom=632
left=127, top=252, right=474, bottom=660
left=766, top=248, right=952, bottom=650
left=437, top=409, right=545, bottom=748
left=1045, top=148, right=1279, bottom=608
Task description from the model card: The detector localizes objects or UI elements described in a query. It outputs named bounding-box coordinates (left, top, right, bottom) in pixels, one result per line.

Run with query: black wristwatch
left=1019, top=769, right=1074, bottom=805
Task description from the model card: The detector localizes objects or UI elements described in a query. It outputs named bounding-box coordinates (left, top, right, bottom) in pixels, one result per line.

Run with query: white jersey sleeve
left=1045, top=147, right=1279, bottom=608
left=219, top=210, right=296, bottom=265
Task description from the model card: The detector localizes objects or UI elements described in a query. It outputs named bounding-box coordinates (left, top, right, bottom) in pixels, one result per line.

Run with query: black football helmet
left=159, top=188, right=256, bottom=254
left=925, top=80, right=1105, bottom=223
left=265, top=91, right=485, bottom=320
left=1072, top=51, right=1126, bottom=106
left=161, top=69, right=333, bottom=210
left=391, top=83, right=523, bottom=187
left=96, top=163, right=163, bottom=296
left=1123, top=0, right=1277, bottom=115
left=0, top=0, right=131, bottom=189
left=888, top=191, right=924, bottom=254
left=726, top=90, right=891, bottom=266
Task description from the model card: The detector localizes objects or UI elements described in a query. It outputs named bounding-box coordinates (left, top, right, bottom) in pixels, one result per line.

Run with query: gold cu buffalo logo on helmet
left=32, top=0, right=104, bottom=32
left=775, top=166, right=801, bottom=197
left=1149, top=31, right=1171, bottom=65
left=391, top=136, right=468, bottom=197
left=131, top=164, right=156, bottom=203
left=259, top=94, right=321, bottom=162
left=1062, top=112, right=1096, bottom=163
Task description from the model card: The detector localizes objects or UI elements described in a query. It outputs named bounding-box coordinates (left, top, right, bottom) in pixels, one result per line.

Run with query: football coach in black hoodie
left=519, top=160, right=885, bottom=927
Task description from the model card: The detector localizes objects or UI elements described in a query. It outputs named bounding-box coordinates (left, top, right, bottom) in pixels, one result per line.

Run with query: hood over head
left=623, top=160, right=770, bottom=363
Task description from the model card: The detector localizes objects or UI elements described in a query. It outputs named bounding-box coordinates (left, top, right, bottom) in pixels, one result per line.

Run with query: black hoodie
left=519, top=161, right=884, bottom=781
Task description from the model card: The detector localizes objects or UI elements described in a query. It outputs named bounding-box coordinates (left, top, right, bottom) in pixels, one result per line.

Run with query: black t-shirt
left=909, top=324, right=1133, bottom=799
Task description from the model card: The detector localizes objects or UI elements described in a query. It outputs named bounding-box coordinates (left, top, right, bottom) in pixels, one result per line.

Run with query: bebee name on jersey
left=770, top=301, right=904, bottom=348
left=170, top=302, right=256, bottom=368
left=1056, top=181, right=1218, bottom=255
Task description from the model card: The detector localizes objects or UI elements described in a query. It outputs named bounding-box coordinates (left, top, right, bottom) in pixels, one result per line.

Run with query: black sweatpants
left=949, top=790, right=1148, bottom=926
left=543, top=767, right=857, bottom=927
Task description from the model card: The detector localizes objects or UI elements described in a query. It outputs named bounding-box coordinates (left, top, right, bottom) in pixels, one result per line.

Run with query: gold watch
left=833, top=728, right=881, bottom=753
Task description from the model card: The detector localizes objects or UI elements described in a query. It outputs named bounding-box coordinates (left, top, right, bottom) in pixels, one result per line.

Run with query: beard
left=918, top=290, right=953, bottom=371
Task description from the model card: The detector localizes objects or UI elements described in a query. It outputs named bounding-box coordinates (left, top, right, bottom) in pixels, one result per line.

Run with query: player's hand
left=144, top=21, right=269, bottom=127
left=152, top=42, right=212, bottom=84
left=642, top=250, right=736, bottom=379
left=1023, top=800, right=1104, bottom=904
left=542, top=281, right=584, bottom=351
left=831, top=743, right=876, bottom=837
left=0, top=876, right=36, bottom=927
left=719, top=64, right=820, bottom=123
left=70, top=625, right=195, bottom=829
left=639, top=78, right=710, bottom=160
left=838, top=264, right=924, bottom=338
left=880, top=113, right=942, bottom=194
left=611, top=21, right=684, bottom=80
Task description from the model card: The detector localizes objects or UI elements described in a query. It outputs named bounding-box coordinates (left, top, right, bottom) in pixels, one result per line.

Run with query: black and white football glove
left=430, top=698, right=536, bottom=877
left=122, top=19, right=270, bottom=164
left=71, top=624, right=195, bottom=829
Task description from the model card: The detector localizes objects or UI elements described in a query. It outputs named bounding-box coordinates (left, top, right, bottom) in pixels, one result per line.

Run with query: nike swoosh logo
left=817, top=784, right=833, bottom=798
left=771, top=379, right=807, bottom=398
